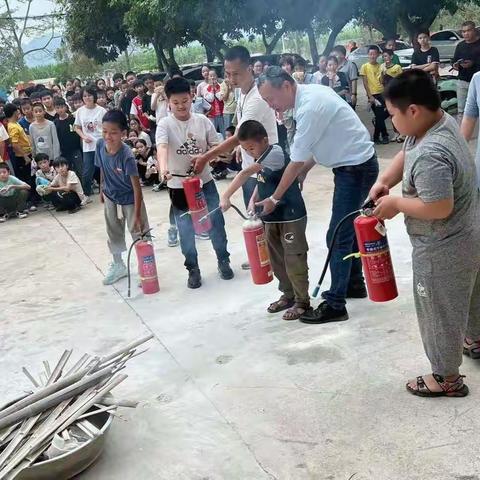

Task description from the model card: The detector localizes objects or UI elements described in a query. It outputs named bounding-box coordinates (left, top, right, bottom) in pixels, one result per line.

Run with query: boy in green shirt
left=0, top=162, right=30, bottom=221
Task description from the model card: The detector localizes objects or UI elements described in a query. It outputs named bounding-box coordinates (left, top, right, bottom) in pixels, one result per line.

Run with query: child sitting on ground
left=0, top=162, right=30, bottom=222
left=95, top=109, right=151, bottom=286
left=34, top=153, right=56, bottom=208
left=369, top=70, right=480, bottom=398
left=134, top=139, right=158, bottom=187
left=46, top=157, right=87, bottom=213
left=220, top=120, right=309, bottom=321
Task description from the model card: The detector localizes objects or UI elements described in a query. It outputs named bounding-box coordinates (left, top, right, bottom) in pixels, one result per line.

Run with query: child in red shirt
left=204, top=70, right=225, bottom=137
left=130, top=80, right=150, bottom=132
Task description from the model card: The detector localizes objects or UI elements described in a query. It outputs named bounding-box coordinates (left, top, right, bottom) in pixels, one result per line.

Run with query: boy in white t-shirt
left=156, top=77, right=234, bottom=289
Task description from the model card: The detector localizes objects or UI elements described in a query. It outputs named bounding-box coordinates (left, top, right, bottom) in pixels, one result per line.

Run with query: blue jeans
left=170, top=180, right=230, bottom=270
left=82, top=151, right=96, bottom=196
left=223, top=113, right=234, bottom=129
left=322, top=155, right=379, bottom=310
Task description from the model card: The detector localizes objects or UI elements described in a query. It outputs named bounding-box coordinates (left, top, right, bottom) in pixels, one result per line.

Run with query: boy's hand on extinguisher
left=220, top=197, right=231, bottom=212
left=373, top=195, right=400, bottom=220
left=368, top=182, right=389, bottom=201
left=255, top=198, right=275, bottom=215
left=191, top=154, right=206, bottom=174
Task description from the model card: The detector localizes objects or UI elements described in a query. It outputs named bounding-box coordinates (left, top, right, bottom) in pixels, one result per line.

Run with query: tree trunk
left=167, top=47, right=179, bottom=70
left=205, top=46, right=214, bottom=63
left=398, top=7, right=442, bottom=45
left=306, top=24, right=319, bottom=66
left=152, top=37, right=165, bottom=71
left=322, top=20, right=348, bottom=56
left=261, top=26, right=286, bottom=55
left=124, top=49, right=131, bottom=71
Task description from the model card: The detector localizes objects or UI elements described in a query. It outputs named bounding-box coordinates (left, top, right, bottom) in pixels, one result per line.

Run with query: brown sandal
left=463, top=339, right=480, bottom=359
left=406, top=374, right=469, bottom=398
left=267, top=296, right=294, bottom=313
left=282, top=303, right=310, bottom=321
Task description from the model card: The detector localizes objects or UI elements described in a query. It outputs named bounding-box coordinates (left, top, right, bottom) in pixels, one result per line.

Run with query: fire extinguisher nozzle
left=312, top=285, right=320, bottom=298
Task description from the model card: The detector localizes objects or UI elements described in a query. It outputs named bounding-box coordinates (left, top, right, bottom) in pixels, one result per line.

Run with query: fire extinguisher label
left=363, top=238, right=395, bottom=284
left=256, top=233, right=270, bottom=267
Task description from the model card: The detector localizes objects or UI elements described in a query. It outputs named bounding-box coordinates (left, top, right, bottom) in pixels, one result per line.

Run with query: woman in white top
left=129, top=118, right=152, bottom=147
left=74, top=86, right=107, bottom=195
left=196, top=65, right=210, bottom=98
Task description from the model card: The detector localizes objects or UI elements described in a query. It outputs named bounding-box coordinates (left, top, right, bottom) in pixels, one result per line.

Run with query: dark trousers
left=169, top=180, right=230, bottom=270
left=64, top=150, right=83, bottom=186
left=82, top=151, right=95, bottom=196
left=0, top=189, right=28, bottom=215
left=51, top=191, right=81, bottom=211
left=372, top=94, right=389, bottom=140
left=322, top=155, right=379, bottom=310
left=11, top=156, right=39, bottom=205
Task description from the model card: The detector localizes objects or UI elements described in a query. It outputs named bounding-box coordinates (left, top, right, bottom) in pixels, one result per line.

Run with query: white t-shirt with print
left=155, top=113, right=219, bottom=189
left=237, top=84, right=278, bottom=169
left=50, top=171, right=87, bottom=201
left=74, top=105, right=107, bottom=153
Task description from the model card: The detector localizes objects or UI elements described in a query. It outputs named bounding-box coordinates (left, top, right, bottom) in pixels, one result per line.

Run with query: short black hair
left=384, top=69, right=441, bottom=112
left=3, top=103, right=18, bottom=118
left=40, top=89, right=53, bottom=99
left=20, top=98, right=32, bottom=107
left=65, top=90, right=75, bottom=99
left=112, top=73, right=124, bottom=82
left=53, top=97, right=67, bottom=107
left=417, top=29, right=430, bottom=38
left=0, top=162, right=10, bottom=172
left=332, top=45, right=347, bottom=56
left=30, top=92, right=42, bottom=103
left=327, top=55, right=339, bottom=64
left=280, top=55, right=295, bottom=69
left=188, top=79, right=196, bottom=88
left=237, top=120, right=268, bottom=142
left=382, top=49, right=394, bottom=57
left=102, top=109, right=129, bottom=130
left=53, top=157, right=69, bottom=168
left=164, top=77, right=191, bottom=98
left=12, top=98, right=22, bottom=108
left=81, top=85, right=97, bottom=102
left=72, top=93, right=83, bottom=102
left=32, top=103, right=45, bottom=110
left=35, top=153, right=50, bottom=163
left=368, top=45, right=381, bottom=53
left=462, top=21, right=476, bottom=29
left=135, top=138, right=147, bottom=147
left=143, top=73, right=154, bottom=82
left=225, top=125, right=236, bottom=135
left=106, top=86, right=115, bottom=93
left=125, top=71, right=136, bottom=78
left=132, top=79, right=145, bottom=89
left=224, top=46, right=251, bottom=66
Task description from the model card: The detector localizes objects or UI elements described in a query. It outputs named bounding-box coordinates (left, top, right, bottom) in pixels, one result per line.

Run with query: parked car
left=347, top=40, right=410, bottom=70
left=181, top=63, right=224, bottom=84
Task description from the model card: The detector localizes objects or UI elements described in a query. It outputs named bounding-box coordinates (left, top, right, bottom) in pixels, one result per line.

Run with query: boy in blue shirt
left=95, top=109, right=150, bottom=285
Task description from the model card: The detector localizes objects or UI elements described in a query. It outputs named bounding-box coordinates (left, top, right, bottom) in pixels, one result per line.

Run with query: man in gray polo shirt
left=257, top=67, right=378, bottom=324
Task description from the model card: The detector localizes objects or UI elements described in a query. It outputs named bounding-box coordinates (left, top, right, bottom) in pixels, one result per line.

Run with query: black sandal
left=282, top=302, right=310, bottom=321
left=267, top=296, right=294, bottom=313
left=463, top=339, right=480, bottom=359
left=406, top=374, right=469, bottom=398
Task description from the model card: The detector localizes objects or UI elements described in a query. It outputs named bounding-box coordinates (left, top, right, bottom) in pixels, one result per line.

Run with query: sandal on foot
left=267, top=296, right=294, bottom=313
left=463, top=339, right=480, bottom=359
left=283, top=303, right=309, bottom=321
left=406, top=373, right=469, bottom=398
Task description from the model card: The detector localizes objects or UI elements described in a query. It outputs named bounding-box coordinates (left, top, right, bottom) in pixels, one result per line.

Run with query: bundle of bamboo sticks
left=0, top=334, right=153, bottom=480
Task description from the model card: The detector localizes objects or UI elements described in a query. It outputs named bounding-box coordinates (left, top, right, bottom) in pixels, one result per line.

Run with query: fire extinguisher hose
left=311, top=199, right=375, bottom=298
left=127, top=229, right=153, bottom=298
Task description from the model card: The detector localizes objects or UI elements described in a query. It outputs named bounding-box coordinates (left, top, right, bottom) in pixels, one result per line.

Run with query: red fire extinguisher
left=183, top=177, right=212, bottom=234
left=243, top=217, right=273, bottom=285
left=127, top=231, right=160, bottom=297
left=354, top=214, right=398, bottom=302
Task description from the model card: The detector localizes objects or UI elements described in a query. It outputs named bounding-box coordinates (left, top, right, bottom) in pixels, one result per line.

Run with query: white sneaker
left=29, top=205, right=37, bottom=212
left=16, top=211, right=28, bottom=219
left=0, top=214, right=8, bottom=223
left=81, top=196, right=92, bottom=206
left=103, top=262, right=128, bottom=285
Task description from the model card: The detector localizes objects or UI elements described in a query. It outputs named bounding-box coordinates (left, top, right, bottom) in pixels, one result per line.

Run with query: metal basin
left=15, top=409, right=114, bottom=480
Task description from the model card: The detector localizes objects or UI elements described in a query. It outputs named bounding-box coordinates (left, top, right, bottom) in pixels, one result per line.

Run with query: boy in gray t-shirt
left=369, top=70, right=480, bottom=398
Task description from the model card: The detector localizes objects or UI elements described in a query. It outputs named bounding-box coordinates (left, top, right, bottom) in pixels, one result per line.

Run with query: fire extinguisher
left=354, top=214, right=398, bottom=302
left=243, top=217, right=274, bottom=285
left=312, top=199, right=398, bottom=302
left=127, top=229, right=160, bottom=297
left=183, top=177, right=211, bottom=234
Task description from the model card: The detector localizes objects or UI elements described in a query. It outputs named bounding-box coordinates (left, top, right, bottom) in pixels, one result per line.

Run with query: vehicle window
left=353, top=46, right=369, bottom=55
left=431, top=31, right=456, bottom=41
left=395, top=41, right=409, bottom=49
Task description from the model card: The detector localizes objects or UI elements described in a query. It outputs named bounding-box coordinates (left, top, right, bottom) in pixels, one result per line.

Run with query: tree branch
left=3, top=0, right=21, bottom=52
left=19, top=0, right=33, bottom=45
left=24, top=34, right=61, bottom=57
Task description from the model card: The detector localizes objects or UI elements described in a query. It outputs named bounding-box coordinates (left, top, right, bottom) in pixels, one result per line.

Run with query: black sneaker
left=68, top=206, right=81, bottom=214
left=218, top=260, right=234, bottom=280
left=380, top=135, right=390, bottom=145
left=187, top=268, right=202, bottom=289
left=346, top=281, right=368, bottom=299
left=300, top=301, right=349, bottom=324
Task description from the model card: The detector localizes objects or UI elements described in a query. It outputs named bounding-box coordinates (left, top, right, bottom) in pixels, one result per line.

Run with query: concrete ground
left=2, top=104, right=480, bottom=480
